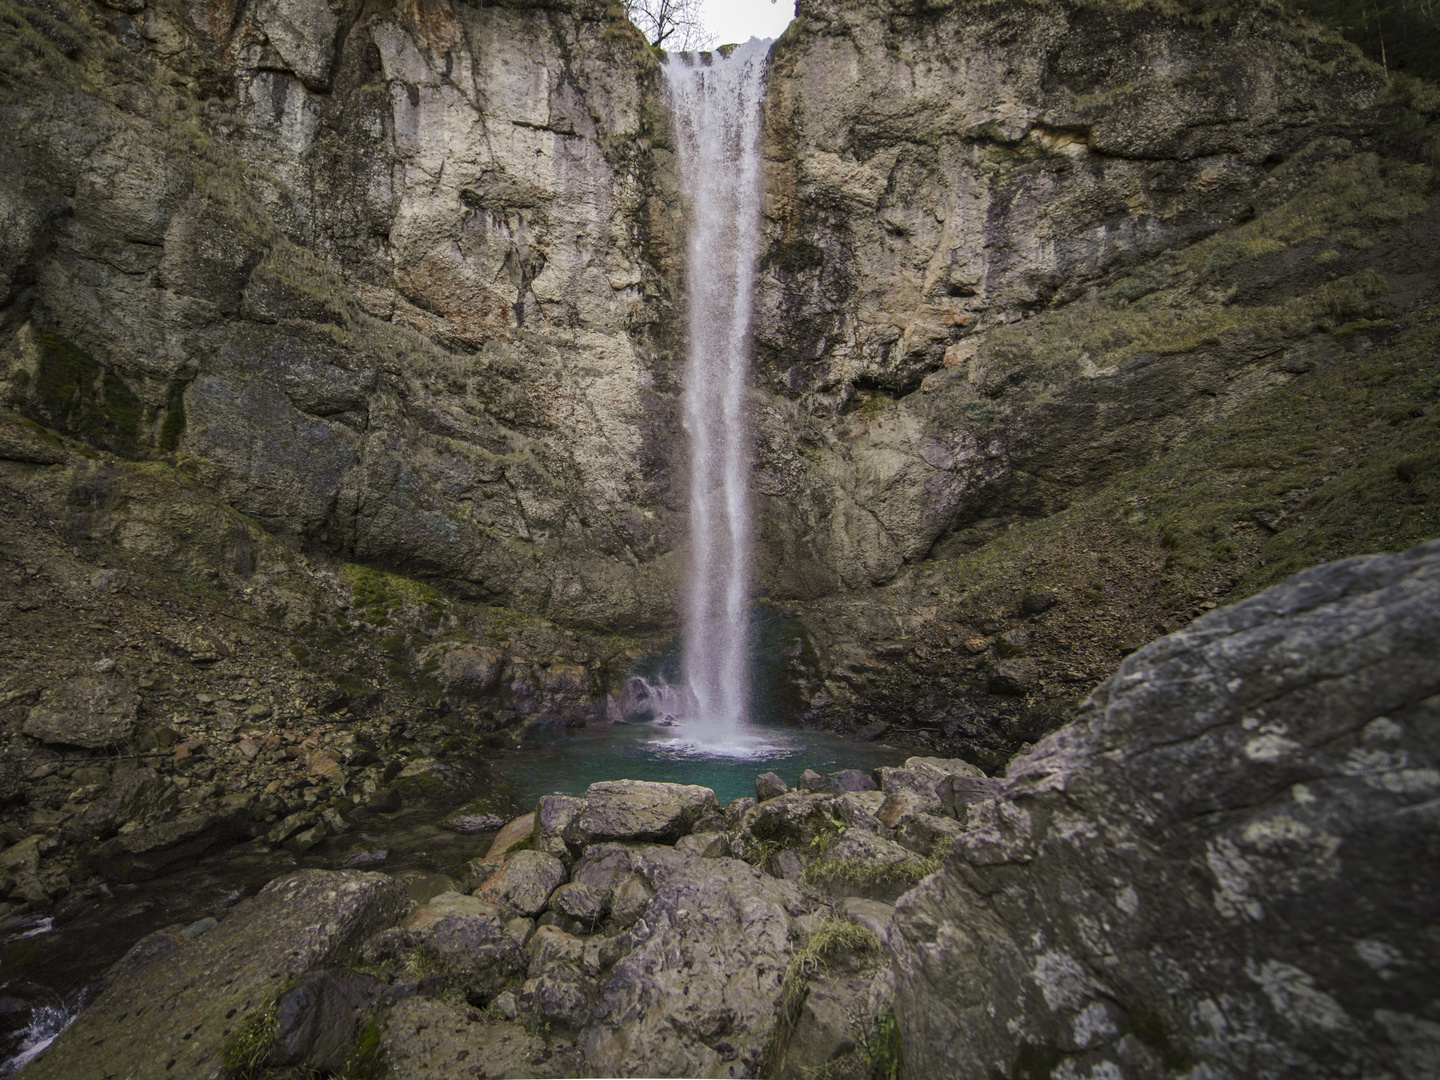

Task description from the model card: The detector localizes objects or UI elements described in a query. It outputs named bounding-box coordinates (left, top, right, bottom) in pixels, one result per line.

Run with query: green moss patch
left=342, top=564, right=446, bottom=626
left=30, top=327, right=142, bottom=455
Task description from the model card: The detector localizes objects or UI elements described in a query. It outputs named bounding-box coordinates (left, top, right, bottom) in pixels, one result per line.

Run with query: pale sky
left=700, top=0, right=795, bottom=46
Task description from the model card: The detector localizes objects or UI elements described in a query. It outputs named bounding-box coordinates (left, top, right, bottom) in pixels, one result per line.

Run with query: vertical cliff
left=2, top=0, right=690, bottom=628
left=748, top=0, right=1439, bottom=762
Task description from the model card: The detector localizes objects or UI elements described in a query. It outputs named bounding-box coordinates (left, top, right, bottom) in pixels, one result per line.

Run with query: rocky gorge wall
left=2, top=0, right=689, bottom=629
left=0, top=0, right=1438, bottom=921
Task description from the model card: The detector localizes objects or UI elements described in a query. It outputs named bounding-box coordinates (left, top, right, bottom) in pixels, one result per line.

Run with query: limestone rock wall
left=1, top=0, right=686, bottom=628
left=887, top=539, right=1440, bottom=1077
left=751, top=0, right=1391, bottom=595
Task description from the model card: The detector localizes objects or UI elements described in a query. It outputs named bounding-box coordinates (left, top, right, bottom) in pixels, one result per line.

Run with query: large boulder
left=25, top=870, right=411, bottom=1079
left=474, top=850, right=567, bottom=916
left=566, top=781, right=719, bottom=845
left=582, top=846, right=803, bottom=1077
left=403, top=892, right=527, bottom=1003
left=23, top=675, right=139, bottom=749
left=889, top=541, right=1440, bottom=1078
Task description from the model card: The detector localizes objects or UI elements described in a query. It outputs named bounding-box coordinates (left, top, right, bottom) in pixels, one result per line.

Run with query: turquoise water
left=497, top=719, right=906, bottom=807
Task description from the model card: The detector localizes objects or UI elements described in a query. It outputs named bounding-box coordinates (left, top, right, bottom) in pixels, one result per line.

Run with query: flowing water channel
left=0, top=36, right=915, bottom=1074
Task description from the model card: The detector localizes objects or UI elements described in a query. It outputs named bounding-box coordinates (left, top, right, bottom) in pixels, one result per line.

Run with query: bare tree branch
left=623, top=0, right=715, bottom=51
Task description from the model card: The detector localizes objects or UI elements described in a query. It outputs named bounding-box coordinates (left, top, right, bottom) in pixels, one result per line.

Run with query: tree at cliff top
left=624, top=0, right=714, bottom=49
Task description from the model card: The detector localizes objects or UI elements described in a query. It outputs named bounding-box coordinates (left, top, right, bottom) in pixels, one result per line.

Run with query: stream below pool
left=0, top=718, right=904, bottom=1074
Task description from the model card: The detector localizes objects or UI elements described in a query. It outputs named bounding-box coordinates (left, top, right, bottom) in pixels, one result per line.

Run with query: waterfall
left=663, top=40, right=770, bottom=744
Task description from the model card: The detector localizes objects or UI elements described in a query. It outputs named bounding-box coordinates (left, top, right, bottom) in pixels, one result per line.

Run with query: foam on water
left=0, top=1002, right=78, bottom=1077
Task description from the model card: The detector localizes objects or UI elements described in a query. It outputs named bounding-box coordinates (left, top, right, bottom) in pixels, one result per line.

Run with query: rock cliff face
left=754, top=0, right=1387, bottom=591
left=747, top=6, right=1439, bottom=763
left=3, top=0, right=687, bottom=628
left=5, top=0, right=1428, bottom=628
left=889, top=539, right=1440, bottom=1078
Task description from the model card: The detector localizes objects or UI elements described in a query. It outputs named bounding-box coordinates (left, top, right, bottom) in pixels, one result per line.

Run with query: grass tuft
left=219, top=992, right=281, bottom=1077
left=764, top=919, right=883, bottom=1076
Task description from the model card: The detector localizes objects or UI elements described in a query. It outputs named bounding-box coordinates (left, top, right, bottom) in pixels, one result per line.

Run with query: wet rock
left=398, top=872, right=455, bottom=905
left=565, top=780, right=718, bottom=845
left=268, top=969, right=382, bottom=1072
left=827, top=769, right=878, bottom=793
left=439, top=794, right=512, bottom=834
left=390, top=757, right=495, bottom=808
left=534, top=794, right=584, bottom=860
left=890, top=542, right=1440, bottom=1079
left=796, top=768, right=825, bottom=792
left=27, top=870, right=410, bottom=1080
left=612, top=676, right=659, bottom=721
left=23, top=675, right=139, bottom=749
left=474, top=850, right=567, bottom=916
left=483, top=812, right=536, bottom=861
left=755, top=771, right=788, bottom=801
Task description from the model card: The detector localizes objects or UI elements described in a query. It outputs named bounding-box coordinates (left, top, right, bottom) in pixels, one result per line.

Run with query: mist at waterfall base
left=500, top=607, right=906, bottom=807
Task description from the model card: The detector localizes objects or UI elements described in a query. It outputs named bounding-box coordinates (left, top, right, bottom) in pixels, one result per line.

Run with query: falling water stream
left=664, top=39, right=770, bottom=749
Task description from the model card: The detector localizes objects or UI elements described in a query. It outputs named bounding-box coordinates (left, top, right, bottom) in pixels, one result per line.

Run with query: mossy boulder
left=24, top=870, right=410, bottom=1080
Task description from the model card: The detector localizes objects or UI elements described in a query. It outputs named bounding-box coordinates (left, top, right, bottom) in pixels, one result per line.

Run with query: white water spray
left=663, top=40, right=770, bottom=746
